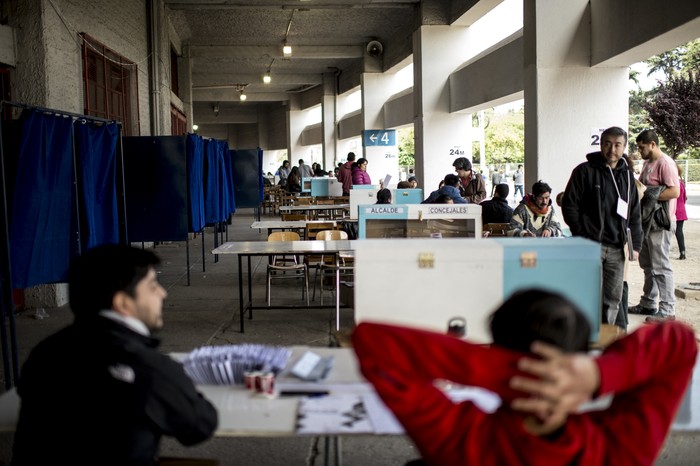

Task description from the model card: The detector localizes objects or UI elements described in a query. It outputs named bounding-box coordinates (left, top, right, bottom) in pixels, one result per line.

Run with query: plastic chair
left=266, top=231, right=309, bottom=306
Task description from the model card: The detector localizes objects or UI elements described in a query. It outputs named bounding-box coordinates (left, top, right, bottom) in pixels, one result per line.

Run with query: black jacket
left=562, top=152, right=642, bottom=251
left=12, top=316, right=217, bottom=466
left=480, top=197, right=514, bottom=224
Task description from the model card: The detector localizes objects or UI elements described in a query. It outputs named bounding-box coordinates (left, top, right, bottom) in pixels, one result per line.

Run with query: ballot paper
left=181, top=344, right=292, bottom=385
left=296, top=394, right=374, bottom=434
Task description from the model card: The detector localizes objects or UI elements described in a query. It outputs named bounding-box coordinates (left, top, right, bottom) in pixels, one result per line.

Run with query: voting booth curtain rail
left=0, top=102, right=125, bottom=388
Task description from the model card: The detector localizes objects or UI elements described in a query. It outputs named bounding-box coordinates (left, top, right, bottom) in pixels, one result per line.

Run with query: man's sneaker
left=645, top=314, right=675, bottom=323
left=628, top=304, right=658, bottom=316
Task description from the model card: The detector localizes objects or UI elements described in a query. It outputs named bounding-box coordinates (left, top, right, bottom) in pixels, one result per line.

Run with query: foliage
left=642, top=70, right=700, bottom=157
left=397, top=127, right=415, bottom=166
left=482, top=108, right=524, bottom=166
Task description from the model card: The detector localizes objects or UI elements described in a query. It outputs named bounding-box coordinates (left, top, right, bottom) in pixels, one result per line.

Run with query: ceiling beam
left=192, top=73, right=323, bottom=87
left=193, top=88, right=291, bottom=102
left=190, top=45, right=364, bottom=60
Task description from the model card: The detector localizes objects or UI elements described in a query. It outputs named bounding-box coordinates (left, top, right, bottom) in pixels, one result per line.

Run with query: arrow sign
left=363, top=130, right=396, bottom=147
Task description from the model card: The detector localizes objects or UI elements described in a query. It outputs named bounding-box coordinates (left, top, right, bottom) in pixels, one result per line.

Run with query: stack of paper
left=181, top=344, right=292, bottom=385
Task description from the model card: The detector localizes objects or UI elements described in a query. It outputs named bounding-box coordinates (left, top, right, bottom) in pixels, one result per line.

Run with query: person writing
left=12, top=245, right=218, bottom=465
left=508, top=180, right=562, bottom=237
left=353, top=289, right=697, bottom=466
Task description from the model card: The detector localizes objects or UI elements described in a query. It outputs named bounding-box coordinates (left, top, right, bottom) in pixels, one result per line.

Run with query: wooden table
left=251, top=220, right=338, bottom=237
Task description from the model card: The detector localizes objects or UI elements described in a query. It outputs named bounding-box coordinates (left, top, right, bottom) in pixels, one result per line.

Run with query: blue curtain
left=203, top=139, right=221, bottom=223
left=76, top=121, right=119, bottom=250
left=186, top=134, right=205, bottom=232
left=222, top=142, right=236, bottom=216
left=10, top=111, right=74, bottom=288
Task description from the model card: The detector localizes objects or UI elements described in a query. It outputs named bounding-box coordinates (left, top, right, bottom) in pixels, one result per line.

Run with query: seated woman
left=375, top=188, right=392, bottom=204
left=286, top=166, right=302, bottom=193
left=353, top=289, right=697, bottom=466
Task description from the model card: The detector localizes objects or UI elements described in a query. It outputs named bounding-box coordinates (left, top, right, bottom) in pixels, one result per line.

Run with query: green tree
left=397, top=127, right=415, bottom=166
left=483, top=109, right=524, bottom=166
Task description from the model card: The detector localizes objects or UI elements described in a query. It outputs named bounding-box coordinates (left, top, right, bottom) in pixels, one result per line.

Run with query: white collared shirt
left=99, top=310, right=150, bottom=337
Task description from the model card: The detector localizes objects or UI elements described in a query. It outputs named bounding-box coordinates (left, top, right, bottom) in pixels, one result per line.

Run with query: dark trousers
left=676, top=220, right=686, bottom=252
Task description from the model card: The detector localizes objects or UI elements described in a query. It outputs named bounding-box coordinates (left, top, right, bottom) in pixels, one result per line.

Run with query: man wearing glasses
left=508, top=180, right=563, bottom=238
left=562, top=126, right=642, bottom=331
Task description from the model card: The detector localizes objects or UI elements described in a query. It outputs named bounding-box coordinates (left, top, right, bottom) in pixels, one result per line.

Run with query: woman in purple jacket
left=352, top=158, right=371, bottom=185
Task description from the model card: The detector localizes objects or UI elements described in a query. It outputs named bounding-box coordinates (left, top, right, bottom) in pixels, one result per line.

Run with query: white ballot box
left=353, top=237, right=601, bottom=343
left=357, top=204, right=482, bottom=239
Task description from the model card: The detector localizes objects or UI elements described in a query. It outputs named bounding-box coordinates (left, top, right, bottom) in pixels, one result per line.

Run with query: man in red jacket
left=337, top=151, right=356, bottom=196
left=353, top=289, right=697, bottom=466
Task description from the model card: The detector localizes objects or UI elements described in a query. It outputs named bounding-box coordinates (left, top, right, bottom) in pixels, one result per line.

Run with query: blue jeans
left=514, top=184, right=524, bottom=200
left=638, top=223, right=676, bottom=315
left=601, top=244, right=626, bottom=329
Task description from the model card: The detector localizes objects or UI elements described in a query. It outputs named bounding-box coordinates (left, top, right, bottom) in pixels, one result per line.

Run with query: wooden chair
left=304, top=221, right=334, bottom=240
left=312, top=230, right=352, bottom=304
left=483, top=223, right=510, bottom=237
left=315, top=198, right=335, bottom=220
left=266, top=231, right=309, bottom=306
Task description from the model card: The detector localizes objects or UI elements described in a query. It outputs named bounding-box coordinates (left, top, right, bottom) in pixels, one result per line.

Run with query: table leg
left=247, top=255, right=253, bottom=319
left=335, top=253, right=340, bottom=332
left=238, top=254, right=244, bottom=333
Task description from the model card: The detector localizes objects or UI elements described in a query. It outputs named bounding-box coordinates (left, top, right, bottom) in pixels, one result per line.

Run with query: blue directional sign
left=363, top=129, right=396, bottom=147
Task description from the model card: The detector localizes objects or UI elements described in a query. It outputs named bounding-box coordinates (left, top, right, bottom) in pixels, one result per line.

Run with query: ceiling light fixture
left=192, top=124, right=199, bottom=132
left=283, top=41, right=292, bottom=57
left=263, top=58, right=274, bottom=84
left=239, top=90, right=247, bottom=101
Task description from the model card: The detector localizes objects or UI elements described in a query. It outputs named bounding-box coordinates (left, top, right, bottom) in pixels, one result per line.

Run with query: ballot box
left=391, top=188, right=423, bottom=204
left=349, top=186, right=381, bottom=219
left=310, top=177, right=343, bottom=197
left=357, top=204, right=482, bottom=239
left=353, top=237, right=601, bottom=343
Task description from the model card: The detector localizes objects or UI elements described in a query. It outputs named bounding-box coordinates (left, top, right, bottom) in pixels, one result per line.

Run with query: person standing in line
left=453, top=157, right=486, bottom=203
left=513, top=164, right=525, bottom=202
left=298, top=158, right=314, bottom=179
left=562, top=126, right=642, bottom=331
left=337, top=152, right=356, bottom=195
left=629, top=129, right=680, bottom=322
left=675, top=163, right=687, bottom=260
left=352, top=157, right=372, bottom=185
left=286, top=166, right=302, bottom=193
left=12, top=245, right=218, bottom=465
left=490, top=169, right=501, bottom=196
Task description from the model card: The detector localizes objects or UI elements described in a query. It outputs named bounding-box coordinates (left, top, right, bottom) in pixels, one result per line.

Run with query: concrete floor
left=0, top=208, right=697, bottom=465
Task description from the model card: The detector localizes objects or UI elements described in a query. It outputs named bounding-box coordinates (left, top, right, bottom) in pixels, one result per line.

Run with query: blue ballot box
left=309, top=177, right=342, bottom=197
left=357, top=204, right=482, bottom=239
left=353, top=237, right=601, bottom=343
left=391, top=188, right=423, bottom=204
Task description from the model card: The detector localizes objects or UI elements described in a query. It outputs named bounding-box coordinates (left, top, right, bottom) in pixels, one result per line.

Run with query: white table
left=212, top=241, right=356, bottom=332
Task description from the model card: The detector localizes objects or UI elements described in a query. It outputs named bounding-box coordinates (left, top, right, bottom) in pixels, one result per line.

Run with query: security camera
left=366, top=40, right=383, bottom=57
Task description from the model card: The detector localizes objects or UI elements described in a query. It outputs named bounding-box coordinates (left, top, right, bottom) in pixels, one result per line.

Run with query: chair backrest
left=316, top=230, right=348, bottom=241
left=268, top=231, right=301, bottom=242
left=281, top=214, right=308, bottom=221
left=483, top=223, right=510, bottom=237
left=306, top=222, right=336, bottom=240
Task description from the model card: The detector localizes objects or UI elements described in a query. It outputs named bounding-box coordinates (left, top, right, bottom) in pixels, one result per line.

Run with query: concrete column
left=322, top=74, right=338, bottom=172
left=413, top=25, right=472, bottom=192
left=286, top=95, right=306, bottom=162
left=179, top=45, right=195, bottom=132
left=523, top=0, right=628, bottom=195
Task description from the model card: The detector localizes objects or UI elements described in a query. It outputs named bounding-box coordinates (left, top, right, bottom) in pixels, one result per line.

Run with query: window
left=170, top=47, right=179, bottom=97
left=81, top=34, right=139, bottom=135
left=171, top=105, right=187, bottom=136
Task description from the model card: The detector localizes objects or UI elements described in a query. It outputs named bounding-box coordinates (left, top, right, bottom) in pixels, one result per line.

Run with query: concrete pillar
left=322, top=74, right=338, bottom=172
left=523, top=0, right=628, bottom=196
left=179, top=45, right=195, bottom=132
left=413, top=25, right=472, bottom=192
left=286, top=96, right=306, bottom=163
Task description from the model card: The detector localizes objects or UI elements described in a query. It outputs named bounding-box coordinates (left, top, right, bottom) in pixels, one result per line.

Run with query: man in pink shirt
left=629, top=129, right=680, bottom=322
